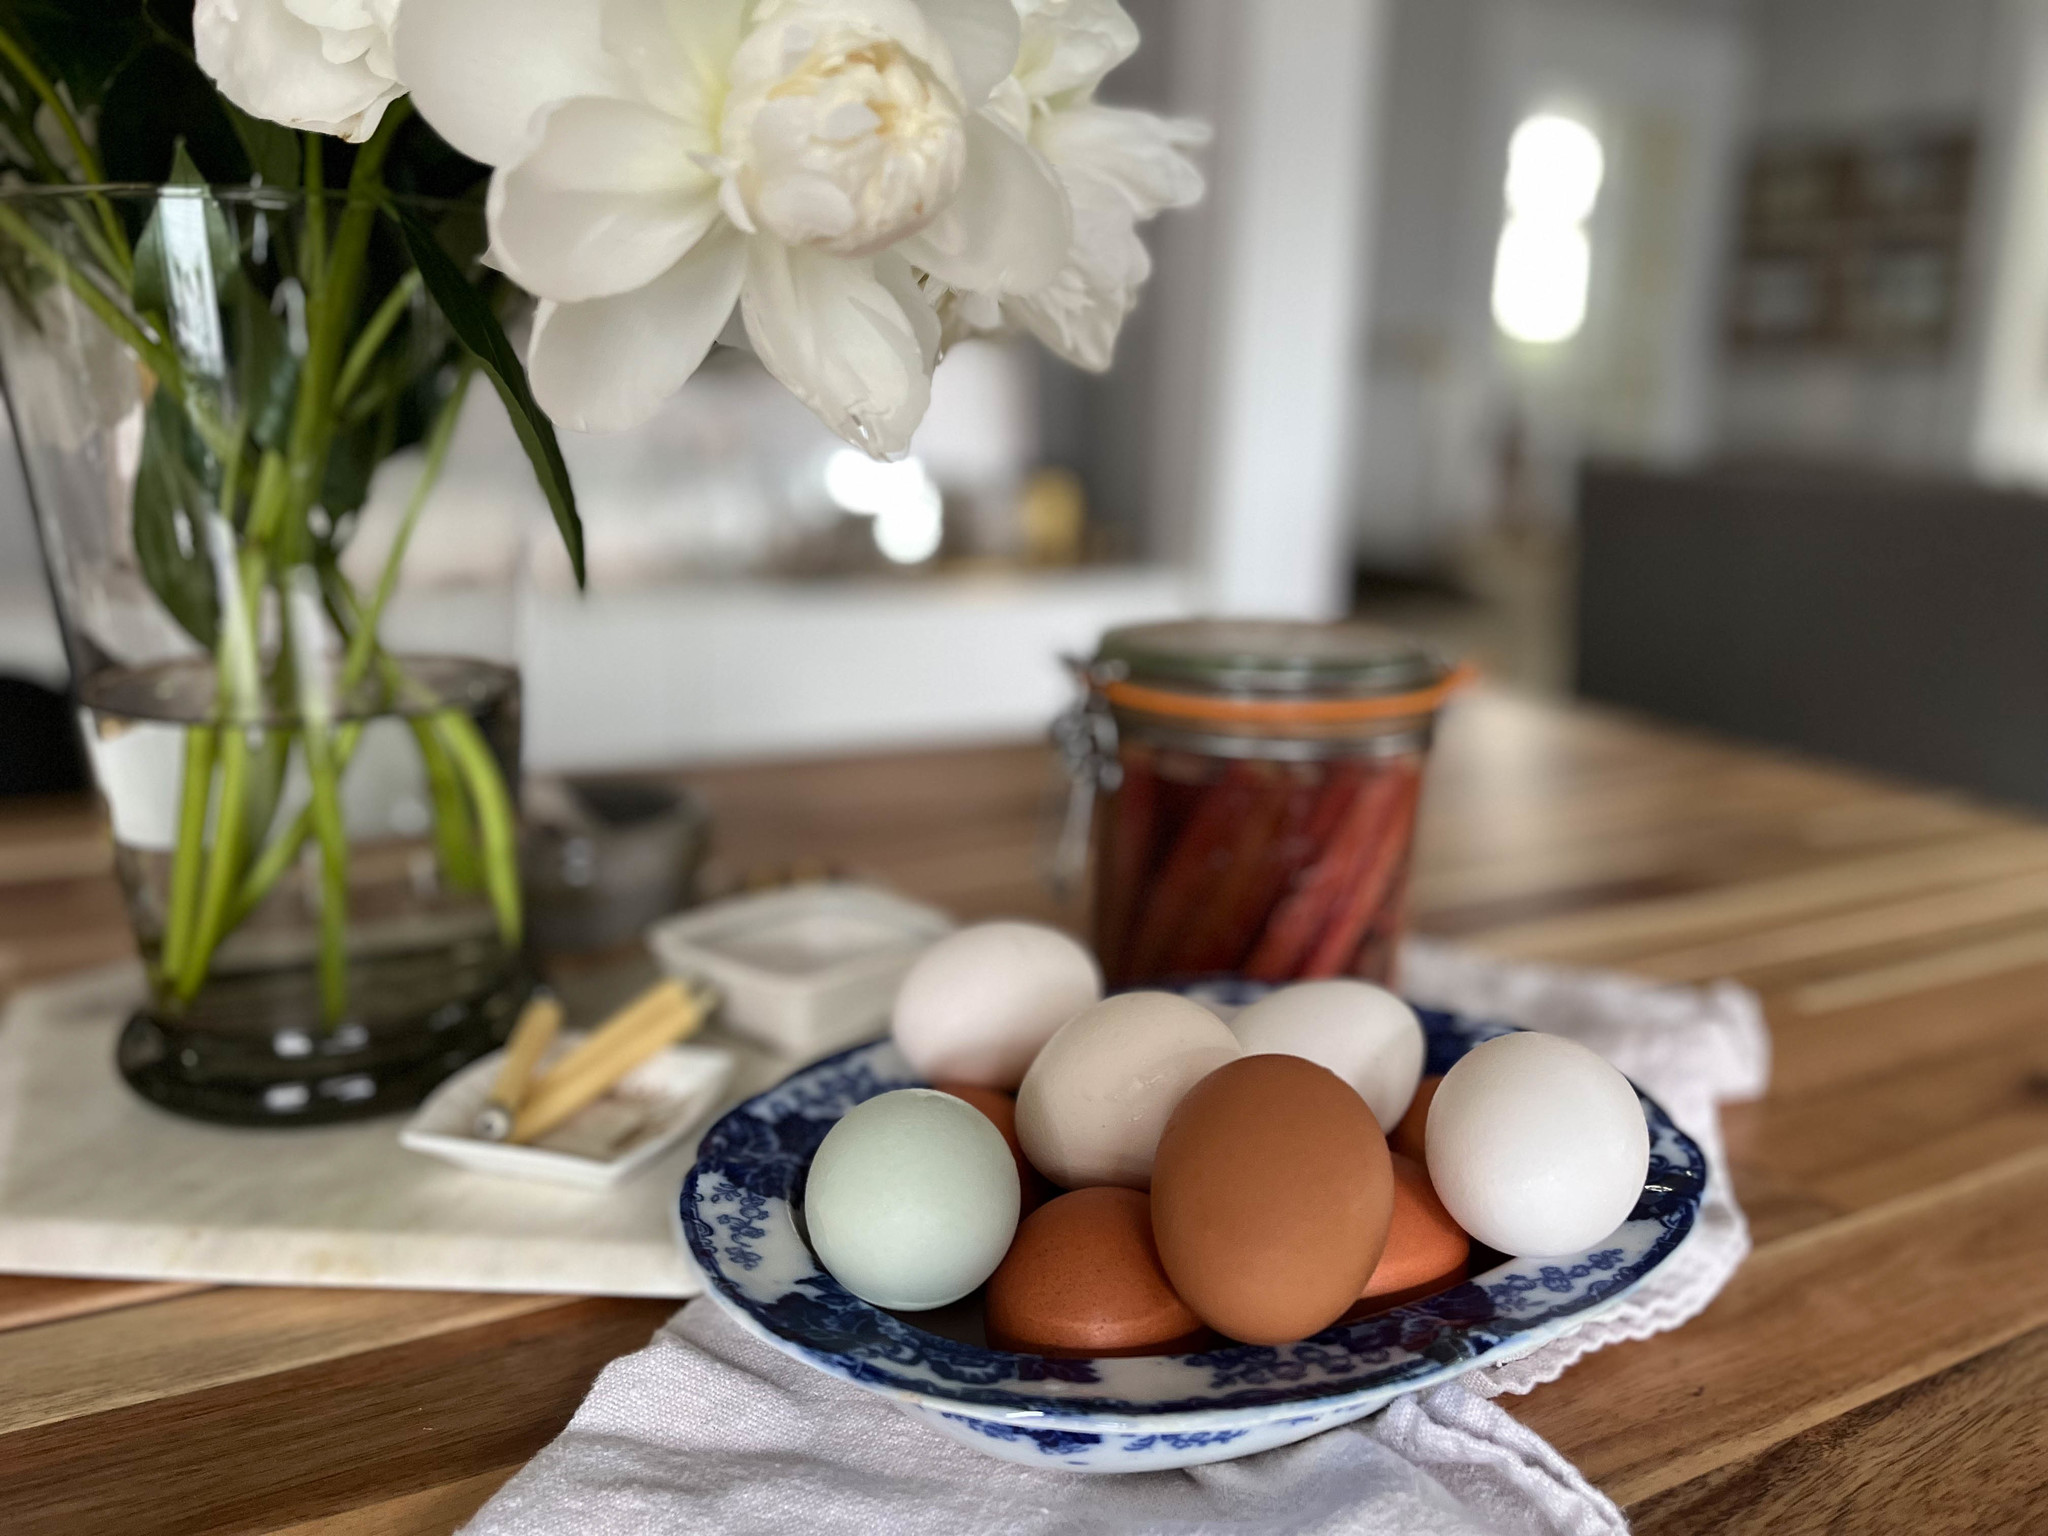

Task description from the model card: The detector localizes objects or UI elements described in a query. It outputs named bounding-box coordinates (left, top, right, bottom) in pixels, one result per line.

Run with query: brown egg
left=1151, top=1054, right=1394, bottom=1346
left=1361, top=1154, right=1469, bottom=1303
left=1389, top=1074, right=1441, bottom=1164
left=985, top=1188, right=1206, bottom=1356
left=936, top=1083, right=1050, bottom=1213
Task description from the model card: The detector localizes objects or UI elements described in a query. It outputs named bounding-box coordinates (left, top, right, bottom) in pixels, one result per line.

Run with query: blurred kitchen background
left=9, top=0, right=2048, bottom=812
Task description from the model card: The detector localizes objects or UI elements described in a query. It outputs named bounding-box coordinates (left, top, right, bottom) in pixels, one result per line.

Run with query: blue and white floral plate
left=679, top=989, right=1707, bottom=1472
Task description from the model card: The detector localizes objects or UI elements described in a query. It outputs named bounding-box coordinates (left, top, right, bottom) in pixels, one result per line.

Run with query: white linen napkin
left=463, top=943, right=1768, bottom=1536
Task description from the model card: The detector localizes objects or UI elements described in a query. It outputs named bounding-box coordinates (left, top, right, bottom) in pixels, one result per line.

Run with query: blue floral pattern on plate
left=680, top=985, right=1707, bottom=1472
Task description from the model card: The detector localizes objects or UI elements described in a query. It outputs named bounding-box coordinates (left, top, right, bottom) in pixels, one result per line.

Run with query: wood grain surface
left=2, top=688, right=2044, bottom=1533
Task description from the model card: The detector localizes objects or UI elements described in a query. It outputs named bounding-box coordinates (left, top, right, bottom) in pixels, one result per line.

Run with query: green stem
left=0, top=92, right=131, bottom=280
left=0, top=25, right=128, bottom=271
left=0, top=201, right=171, bottom=377
left=334, top=270, right=420, bottom=412
left=231, top=361, right=472, bottom=922
left=0, top=204, right=245, bottom=464
left=157, top=725, right=216, bottom=986
left=302, top=136, right=326, bottom=291
left=281, top=105, right=408, bottom=545
left=339, top=367, right=403, bottom=427
left=174, top=725, right=250, bottom=1001
left=244, top=447, right=291, bottom=549
left=300, top=711, right=350, bottom=1023
left=242, top=724, right=294, bottom=865
left=432, top=710, right=521, bottom=947
left=343, top=363, right=471, bottom=684
left=280, top=564, right=352, bottom=1022
left=0, top=28, right=104, bottom=182
left=226, top=721, right=360, bottom=931
left=410, top=714, right=480, bottom=892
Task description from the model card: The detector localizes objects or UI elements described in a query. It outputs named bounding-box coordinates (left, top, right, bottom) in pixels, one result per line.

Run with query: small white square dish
left=401, top=1037, right=736, bottom=1189
left=647, top=883, right=953, bottom=1058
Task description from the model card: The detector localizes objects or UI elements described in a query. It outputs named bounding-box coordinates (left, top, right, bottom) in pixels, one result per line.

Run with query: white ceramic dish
left=402, top=1037, right=735, bottom=1189
left=648, top=883, right=953, bottom=1058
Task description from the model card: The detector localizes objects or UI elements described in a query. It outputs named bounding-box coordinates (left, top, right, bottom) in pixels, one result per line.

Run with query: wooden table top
left=1, top=688, right=2044, bottom=1533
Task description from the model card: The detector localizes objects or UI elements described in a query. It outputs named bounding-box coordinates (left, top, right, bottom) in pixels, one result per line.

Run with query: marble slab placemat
left=0, top=965, right=780, bottom=1296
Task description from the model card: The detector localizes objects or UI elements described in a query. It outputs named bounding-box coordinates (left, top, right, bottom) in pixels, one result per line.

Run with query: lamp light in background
left=824, top=450, right=946, bottom=565
left=1492, top=114, right=1605, bottom=344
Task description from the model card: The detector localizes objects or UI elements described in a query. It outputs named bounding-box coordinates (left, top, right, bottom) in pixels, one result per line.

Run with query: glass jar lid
left=1094, top=619, right=1456, bottom=700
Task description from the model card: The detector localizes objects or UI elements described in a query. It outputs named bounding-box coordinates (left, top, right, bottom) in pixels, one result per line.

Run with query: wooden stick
left=533, top=981, right=693, bottom=1086
left=471, top=991, right=563, bottom=1141
left=510, top=983, right=710, bottom=1145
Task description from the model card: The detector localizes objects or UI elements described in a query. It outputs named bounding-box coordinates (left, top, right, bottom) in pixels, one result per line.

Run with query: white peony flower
left=195, top=0, right=407, bottom=144
left=397, top=0, right=1071, bottom=456
left=956, top=0, right=1205, bottom=372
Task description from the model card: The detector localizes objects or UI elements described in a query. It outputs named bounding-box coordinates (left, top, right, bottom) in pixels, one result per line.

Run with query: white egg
left=1425, top=1032, right=1650, bottom=1258
left=804, top=1089, right=1021, bottom=1310
left=1016, top=992, right=1240, bottom=1190
left=892, top=922, right=1103, bottom=1090
left=1229, top=979, right=1425, bottom=1131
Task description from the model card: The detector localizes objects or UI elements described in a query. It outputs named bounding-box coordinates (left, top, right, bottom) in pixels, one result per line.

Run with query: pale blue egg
left=805, top=1088, right=1022, bottom=1309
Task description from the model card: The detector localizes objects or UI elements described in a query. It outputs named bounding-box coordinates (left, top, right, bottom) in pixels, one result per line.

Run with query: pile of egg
left=803, top=922, right=1652, bottom=1353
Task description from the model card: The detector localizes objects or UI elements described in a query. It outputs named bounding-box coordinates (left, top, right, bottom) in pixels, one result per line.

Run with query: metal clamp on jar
left=1056, top=620, right=1470, bottom=990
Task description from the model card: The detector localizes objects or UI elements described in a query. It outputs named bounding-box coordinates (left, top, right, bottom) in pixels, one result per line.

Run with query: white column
left=1156, top=0, right=1387, bottom=618
left=1969, top=0, right=2048, bottom=484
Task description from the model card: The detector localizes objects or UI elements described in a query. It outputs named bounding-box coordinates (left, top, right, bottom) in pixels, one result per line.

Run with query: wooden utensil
left=509, top=980, right=714, bottom=1145
left=471, top=991, right=563, bottom=1142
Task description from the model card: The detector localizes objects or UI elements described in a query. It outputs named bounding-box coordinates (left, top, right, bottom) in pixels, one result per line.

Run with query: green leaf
left=231, top=272, right=296, bottom=451
left=132, top=141, right=237, bottom=318
left=222, top=102, right=300, bottom=192
left=391, top=201, right=585, bottom=586
left=322, top=402, right=392, bottom=523
left=132, top=388, right=220, bottom=650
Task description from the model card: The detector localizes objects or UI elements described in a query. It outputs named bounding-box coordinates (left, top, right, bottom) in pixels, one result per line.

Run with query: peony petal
left=741, top=238, right=936, bottom=457
left=998, top=101, right=1206, bottom=369
left=1014, top=0, right=1138, bottom=103
left=602, top=0, right=749, bottom=126
left=395, top=0, right=630, bottom=166
left=748, top=0, right=977, bottom=105
left=1039, top=103, right=1208, bottom=218
left=488, top=97, right=724, bottom=302
left=875, top=252, right=942, bottom=370
left=1004, top=171, right=1145, bottom=371
left=915, top=0, right=1022, bottom=110
left=897, top=114, right=1069, bottom=296
left=195, top=0, right=400, bottom=141
left=528, top=226, right=749, bottom=433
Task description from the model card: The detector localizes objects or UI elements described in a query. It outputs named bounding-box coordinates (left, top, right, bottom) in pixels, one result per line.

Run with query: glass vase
left=0, top=184, right=530, bottom=1124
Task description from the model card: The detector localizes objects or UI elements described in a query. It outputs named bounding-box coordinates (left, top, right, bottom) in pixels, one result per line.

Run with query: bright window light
left=1505, top=115, right=1605, bottom=222
left=1492, top=113, right=1604, bottom=345
left=824, top=449, right=944, bottom=564
left=1492, top=220, right=1592, bottom=344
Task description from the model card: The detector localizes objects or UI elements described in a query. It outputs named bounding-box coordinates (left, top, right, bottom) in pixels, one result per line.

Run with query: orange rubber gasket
left=1103, top=661, right=1477, bottom=727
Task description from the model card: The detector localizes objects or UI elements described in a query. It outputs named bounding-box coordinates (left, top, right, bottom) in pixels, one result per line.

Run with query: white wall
left=1151, top=0, right=1388, bottom=617
left=1719, top=0, right=2004, bottom=469
left=515, top=569, right=1191, bottom=772
left=1353, top=0, right=1746, bottom=566
left=1968, top=0, right=2048, bottom=486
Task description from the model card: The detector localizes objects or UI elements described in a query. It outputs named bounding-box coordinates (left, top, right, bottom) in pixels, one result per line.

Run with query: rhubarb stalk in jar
left=1077, top=621, right=1466, bottom=990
